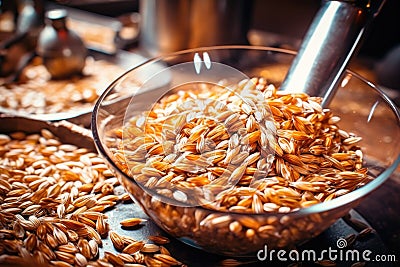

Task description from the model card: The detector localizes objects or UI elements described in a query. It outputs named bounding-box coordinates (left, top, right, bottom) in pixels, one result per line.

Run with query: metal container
left=37, top=9, right=87, bottom=79
left=139, top=0, right=252, bottom=56
left=280, top=0, right=386, bottom=107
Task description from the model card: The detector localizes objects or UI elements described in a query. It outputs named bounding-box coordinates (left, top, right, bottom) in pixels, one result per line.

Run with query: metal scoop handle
left=280, top=0, right=385, bottom=107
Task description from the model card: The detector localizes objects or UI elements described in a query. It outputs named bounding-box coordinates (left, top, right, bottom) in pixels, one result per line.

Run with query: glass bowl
left=92, top=46, right=400, bottom=256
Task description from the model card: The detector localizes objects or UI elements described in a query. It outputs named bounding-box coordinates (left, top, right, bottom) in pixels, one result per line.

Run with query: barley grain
left=148, top=235, right=170, bottom=245
left=122, top=241, right=145, bottom=255
left=0, top=129, right=184, bottom=267
left=109, top=231, right=124, bottom=251
left=120, top=218, right=147, bottom=228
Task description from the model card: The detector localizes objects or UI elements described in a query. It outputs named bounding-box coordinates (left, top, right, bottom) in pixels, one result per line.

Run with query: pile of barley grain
left=0, top=57, right=132, bottom=115
left=110, top=77, right=371, bottom=213
left=0, top=130, right=184, bottom=266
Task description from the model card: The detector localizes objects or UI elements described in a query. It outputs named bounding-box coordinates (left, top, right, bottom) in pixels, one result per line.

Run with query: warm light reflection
left=367, top=100, right=379, bottom=123
left=340, top=73, right=352, bottom=88
left=203, top=52, right=211, bottom=70
left=193, top=52, right=212, bottom=74
left=194, top=52, right=202, bottom=74
left=286, top=2, right=340, bottom=92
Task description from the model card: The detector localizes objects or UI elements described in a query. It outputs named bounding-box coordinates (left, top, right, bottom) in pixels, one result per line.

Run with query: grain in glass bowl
left=92, top=46, right=400, bottom=256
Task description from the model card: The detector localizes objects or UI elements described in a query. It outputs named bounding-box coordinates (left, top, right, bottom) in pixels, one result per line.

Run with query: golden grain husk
left=0, top=129, right=185, bottom=267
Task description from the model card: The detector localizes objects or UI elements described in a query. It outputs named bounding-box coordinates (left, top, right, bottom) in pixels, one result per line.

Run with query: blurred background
left=19, top=0, right=399, bottom=58
left=1, top=0, right=399, bottom=87
left=40, top=0, right=400, bottom=60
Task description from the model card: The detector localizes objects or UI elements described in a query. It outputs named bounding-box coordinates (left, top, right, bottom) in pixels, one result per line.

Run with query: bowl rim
left=92, top=45, right=400, bottom=216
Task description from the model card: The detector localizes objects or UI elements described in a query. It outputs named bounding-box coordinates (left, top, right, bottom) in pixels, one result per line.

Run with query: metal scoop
left=280, top=0, right=386, bottom=107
